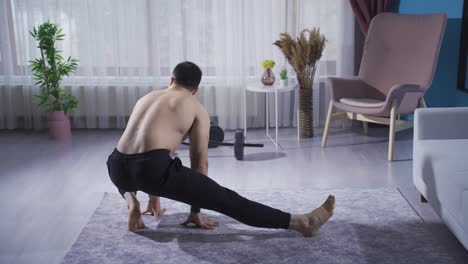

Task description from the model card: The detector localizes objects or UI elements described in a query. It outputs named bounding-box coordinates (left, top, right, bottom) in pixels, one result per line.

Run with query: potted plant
left=29, top=21, right=79, bottom=141
left=274, top=29, right=326, bottom=138
left=261, top=59, right=276, bottom=85
left=279, top=69, right=288, bottom=87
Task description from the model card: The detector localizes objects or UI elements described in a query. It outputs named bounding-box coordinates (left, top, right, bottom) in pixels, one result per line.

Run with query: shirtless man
left=107, top=61, right=335, bottom=236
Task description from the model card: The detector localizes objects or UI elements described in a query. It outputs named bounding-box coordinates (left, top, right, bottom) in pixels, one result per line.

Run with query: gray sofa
left=413, top=107, right=468, bottom=250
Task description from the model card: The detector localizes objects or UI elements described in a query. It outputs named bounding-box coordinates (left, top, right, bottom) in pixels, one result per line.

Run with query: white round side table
left=243, top=82, right=300, bottom=151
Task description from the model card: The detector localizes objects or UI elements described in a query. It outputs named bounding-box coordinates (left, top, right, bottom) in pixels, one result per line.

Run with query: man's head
left=170, top=61, right=202, bottom=93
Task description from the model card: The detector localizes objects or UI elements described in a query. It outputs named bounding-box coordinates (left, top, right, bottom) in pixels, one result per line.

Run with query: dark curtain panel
left=349, top=0, right=399, bottom=36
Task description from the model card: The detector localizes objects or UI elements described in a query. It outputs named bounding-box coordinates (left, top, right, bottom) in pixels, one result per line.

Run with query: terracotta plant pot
left=47, top=111, right=71, bottom=141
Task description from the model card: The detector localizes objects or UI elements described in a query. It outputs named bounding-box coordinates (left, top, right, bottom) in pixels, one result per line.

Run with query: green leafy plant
left=29, top=21, right=79, bottom=114
left=279, top=69, right=288, bottom=80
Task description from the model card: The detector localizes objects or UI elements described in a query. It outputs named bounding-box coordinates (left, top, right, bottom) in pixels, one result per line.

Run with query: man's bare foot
left=128, top=205, right=145, bottom=231
left=290, top=195, right=335, bottom=237
left=123, top=192, right=145, bottom=231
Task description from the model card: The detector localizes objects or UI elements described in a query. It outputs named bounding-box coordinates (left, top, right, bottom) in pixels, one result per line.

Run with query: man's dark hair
left=172, top=61, right=202, bottom=90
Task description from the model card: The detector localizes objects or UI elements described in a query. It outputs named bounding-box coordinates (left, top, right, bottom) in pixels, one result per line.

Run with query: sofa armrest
left=414, top=107, right=468, bottom=140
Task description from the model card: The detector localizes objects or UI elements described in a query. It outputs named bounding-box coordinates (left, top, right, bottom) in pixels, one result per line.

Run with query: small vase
left=279, top=79, right=288, bottom=87
left=261, top=69, right=275, bottom=86
left=48, top=110, right=71, bottom=141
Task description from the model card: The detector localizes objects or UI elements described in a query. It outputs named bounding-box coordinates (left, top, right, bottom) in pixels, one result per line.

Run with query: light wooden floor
left=0, top=127, right=466, bottom=263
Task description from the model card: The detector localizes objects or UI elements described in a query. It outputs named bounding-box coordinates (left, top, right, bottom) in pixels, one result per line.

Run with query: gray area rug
left=63, top=188, right=456, bottom=264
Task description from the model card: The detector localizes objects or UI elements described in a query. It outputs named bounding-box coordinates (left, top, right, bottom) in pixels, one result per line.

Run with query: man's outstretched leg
left=156, top=160, right=335, bottom=236
left=123, top=192, right=145, bottom=231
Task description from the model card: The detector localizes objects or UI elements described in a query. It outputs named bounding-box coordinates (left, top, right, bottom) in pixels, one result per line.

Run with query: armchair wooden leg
left=363, top=121, right=368, bottom=135
left=322, top=100, right=334, bottom=147
left=421, top=194, right=428, bottom=203
left=388, top=100, right=397, bottom=161
left=418, top=97, right=427, bottom=108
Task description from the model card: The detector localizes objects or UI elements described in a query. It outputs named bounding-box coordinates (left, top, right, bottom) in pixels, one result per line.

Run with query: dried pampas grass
left=274, top=28, right=326, bottom=138
left=273, top=28, right=326, bottom=90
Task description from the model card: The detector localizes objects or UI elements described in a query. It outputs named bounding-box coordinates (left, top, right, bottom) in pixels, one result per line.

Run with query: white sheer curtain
left=0, top=0, right=354, bottom=130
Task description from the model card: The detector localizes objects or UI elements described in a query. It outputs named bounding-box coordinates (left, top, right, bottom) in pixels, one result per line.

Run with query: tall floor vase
left=299, top=87, right=313, bottom=137
left=297, top=66, right=316, bottom=138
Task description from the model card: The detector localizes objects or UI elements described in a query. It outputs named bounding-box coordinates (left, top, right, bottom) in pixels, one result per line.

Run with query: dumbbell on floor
left=183, top=130, right=263, bottom=160
left=208, top=124, right=224, bottom=148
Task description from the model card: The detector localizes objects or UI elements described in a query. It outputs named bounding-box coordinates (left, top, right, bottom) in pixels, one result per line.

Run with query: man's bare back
left=117, top=87, right=209, bottom=155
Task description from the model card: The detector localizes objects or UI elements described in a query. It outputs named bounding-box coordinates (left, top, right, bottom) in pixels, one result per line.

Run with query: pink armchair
left=321, top=13, right=447, bottom=161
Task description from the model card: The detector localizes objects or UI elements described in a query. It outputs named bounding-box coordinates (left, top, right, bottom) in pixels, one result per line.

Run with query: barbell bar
left=182, top=130, right=263, bottom=160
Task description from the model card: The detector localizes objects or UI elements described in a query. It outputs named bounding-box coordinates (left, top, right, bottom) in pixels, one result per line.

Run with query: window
left=2, top=0, right=345, bottom=81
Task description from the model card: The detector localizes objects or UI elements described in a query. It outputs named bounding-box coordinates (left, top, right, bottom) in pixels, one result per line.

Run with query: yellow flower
left=262, top=60, right=276, bottom=70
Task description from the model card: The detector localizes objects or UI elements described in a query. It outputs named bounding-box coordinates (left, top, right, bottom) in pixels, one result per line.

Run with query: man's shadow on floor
left=135, top=213, right=298, bottom=244
left=243, top=152, right=286, bottom=161
left=134, top=213, right=305, bottom=264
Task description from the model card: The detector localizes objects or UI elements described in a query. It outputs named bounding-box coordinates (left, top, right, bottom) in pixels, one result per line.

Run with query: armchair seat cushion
left=339, top=98, right=385, bottom=108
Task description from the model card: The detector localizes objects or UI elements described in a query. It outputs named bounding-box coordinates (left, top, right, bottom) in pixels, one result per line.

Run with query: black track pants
left=107, top=148, right=290, bottom=229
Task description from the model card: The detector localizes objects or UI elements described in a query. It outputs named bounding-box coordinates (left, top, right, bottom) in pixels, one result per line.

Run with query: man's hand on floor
left=181, top=213, right=219, bottom=229
left=142, top=195, right=166, bottom=220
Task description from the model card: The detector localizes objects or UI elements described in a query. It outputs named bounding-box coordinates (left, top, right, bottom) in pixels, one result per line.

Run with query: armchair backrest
left=358, top=13, right=447, bottom=95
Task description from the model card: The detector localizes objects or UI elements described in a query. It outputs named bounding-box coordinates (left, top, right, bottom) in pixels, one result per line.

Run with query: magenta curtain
left=349, top=0, right=399, bottom=36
